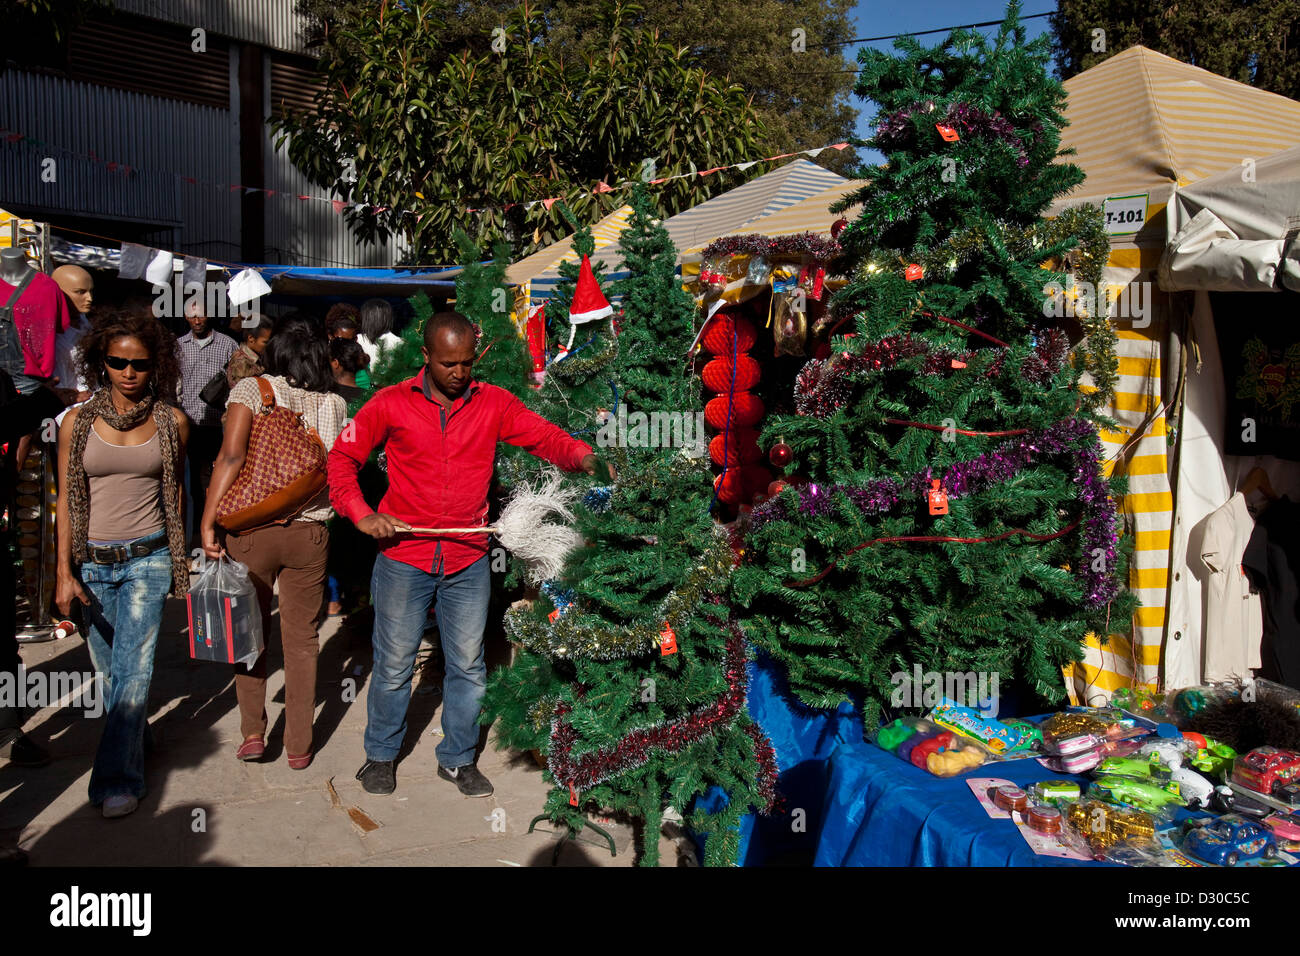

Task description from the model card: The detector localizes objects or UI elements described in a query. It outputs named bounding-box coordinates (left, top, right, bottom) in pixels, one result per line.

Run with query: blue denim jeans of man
left=365, top=552, right=490, bottom=768
left=80, top=542, right=172, bottom=806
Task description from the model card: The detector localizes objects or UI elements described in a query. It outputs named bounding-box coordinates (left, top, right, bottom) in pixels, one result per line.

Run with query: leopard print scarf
left=66, top=388, right=189, bottom=595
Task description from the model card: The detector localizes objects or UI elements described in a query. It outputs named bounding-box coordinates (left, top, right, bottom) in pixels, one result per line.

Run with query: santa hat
left=569, top=255, right=612, bottom=324
left=560, top=254, right=613, bottom=352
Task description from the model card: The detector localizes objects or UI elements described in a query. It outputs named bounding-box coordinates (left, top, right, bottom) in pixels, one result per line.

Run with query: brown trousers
left=224, top=520, right=328, bottom=756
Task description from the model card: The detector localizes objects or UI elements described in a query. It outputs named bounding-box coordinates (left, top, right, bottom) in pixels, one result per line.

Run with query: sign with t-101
left=1102, top=193, right=1149, bottom=235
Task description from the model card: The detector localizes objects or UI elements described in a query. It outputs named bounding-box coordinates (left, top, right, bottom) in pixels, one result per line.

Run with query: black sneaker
left=0, top=733, right=50, bottom=768
left=356, top=759, right=395, bottom=795
left=438, top=763, right=493, bottom=797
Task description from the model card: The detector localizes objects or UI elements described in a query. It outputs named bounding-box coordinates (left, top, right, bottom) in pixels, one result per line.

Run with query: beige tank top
left=83, top=428, right=166, bottom=542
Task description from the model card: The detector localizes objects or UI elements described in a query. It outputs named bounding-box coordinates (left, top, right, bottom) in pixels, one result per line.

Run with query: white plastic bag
left=186, top=555, right=263, bottom=668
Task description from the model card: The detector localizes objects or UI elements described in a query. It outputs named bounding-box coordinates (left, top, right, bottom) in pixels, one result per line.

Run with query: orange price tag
left=659, top=623, right=678, bottom=656
left=928, top=479, right=949, bottom=516
left=904, top=263, right=923, bottom=281
left=935, top=123, right=960, bottom=142
left=548, top=608, right=560, bottom=622
left=950, top=358, right=967, bottom=369
left=569, top=784, right=579, bottom=806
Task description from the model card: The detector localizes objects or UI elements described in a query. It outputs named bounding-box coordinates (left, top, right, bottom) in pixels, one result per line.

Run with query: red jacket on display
left=0, top=271, right=71, bottom=378
left=328, top=371, right=592, bottom=575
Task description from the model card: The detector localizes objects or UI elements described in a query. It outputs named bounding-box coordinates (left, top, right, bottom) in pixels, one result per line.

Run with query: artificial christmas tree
left=483, top=185, right=777, bottom=866
left=732, top=3, right=1136, bottom=722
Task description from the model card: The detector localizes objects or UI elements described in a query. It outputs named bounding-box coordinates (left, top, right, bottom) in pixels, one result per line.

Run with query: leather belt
left=88, top=532, right=170, bottom=565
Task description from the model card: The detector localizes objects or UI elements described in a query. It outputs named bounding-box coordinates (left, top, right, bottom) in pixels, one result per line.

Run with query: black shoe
left=0, top=843, right=28, bottom=866
left=356, top=759, right=395, bottom=795
left=438, top=762, right=493, bottom=797
left=0, top=733, right=50, bottom=768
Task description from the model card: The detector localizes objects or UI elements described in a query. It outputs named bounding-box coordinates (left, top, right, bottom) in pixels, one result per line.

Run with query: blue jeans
left=365, top=552, right=490, bottom=767
left=80, top=544, right=172, bottom=805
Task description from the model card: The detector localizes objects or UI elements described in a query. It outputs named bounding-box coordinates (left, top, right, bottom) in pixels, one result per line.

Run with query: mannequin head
left=52, top=264, right=94, bottom=315
left=1, top=247, right=30, bottom=281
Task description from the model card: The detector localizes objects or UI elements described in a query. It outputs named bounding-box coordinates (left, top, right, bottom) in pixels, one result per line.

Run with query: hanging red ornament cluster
left=699, top=310, right=770, bottom=505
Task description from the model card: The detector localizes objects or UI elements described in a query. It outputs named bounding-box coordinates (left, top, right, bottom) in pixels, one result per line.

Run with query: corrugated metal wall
left=0, top=71, right=240, bottom=258
left=114, top=0, right=310, bottom=55
left=261, top=54, right=408, bottom=268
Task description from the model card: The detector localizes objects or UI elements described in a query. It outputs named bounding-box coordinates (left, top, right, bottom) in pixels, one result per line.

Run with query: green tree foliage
left=1052, top=0, right=1300, bottom=100
left=276, top=0, right=766, bottom=262
left=732, top=3, right=1137, bottom=721
left=482, top=186, right=775, bottom=866
left=296, top=0, right=859, bottom=173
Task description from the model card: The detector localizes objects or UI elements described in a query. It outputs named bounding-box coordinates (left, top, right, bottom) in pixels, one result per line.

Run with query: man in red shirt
left=329, top=311, right=605, bottom=797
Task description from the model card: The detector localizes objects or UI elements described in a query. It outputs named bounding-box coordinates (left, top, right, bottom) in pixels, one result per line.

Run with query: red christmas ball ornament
left=767, top=479, right=787, bottom=497
left=768, top=441, right=793, bottom=469
left=830, top=217, right=848, bottom=239
left=701, top=313, right=757, bottom=355
left=702, top=355, right=761, bottom=393
left=704, top=392, right=764, bottom=429
left=709, top=430, right=762, bottom=467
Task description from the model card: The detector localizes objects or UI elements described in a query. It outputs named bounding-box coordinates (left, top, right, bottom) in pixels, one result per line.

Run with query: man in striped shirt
left=176, top=298, right=236, bottom=535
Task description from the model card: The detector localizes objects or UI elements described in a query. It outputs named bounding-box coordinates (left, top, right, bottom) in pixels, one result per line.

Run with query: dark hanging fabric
left=1243, top=497, right=1300, bottom=689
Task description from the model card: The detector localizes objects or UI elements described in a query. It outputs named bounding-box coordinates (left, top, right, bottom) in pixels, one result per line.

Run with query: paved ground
left=1, top=584, right=692, bottom=867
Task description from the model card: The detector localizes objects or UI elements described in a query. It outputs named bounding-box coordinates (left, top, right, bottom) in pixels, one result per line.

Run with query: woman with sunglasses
left=55, top=310, right=190, bottom=819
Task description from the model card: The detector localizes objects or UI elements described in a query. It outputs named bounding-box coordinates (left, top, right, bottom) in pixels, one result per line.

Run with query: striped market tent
left=511, top=159, right=847, bottom=305
left=1052, top=47, right=1300, bottom=701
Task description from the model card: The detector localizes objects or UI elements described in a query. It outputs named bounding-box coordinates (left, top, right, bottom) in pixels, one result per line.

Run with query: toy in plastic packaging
left=873, top=716, right=988, bottom=776
left=745, top=255, right=772, bottom=286
left=928, top=698, right=1028, bottom=756
left=1031, top=780, right=1081, bottom=805
left=1064, top=799, right=1158, bottom=861
left=186, top=555, right=263, bottom=667
left=1086, top=777, right=1180, bottom=823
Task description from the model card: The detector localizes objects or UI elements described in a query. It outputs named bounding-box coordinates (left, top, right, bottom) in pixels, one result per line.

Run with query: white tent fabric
left=1160, top=144, right=1300, bottom=293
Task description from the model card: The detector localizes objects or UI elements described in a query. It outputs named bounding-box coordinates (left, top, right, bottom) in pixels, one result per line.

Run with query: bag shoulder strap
left=2, top=269, right=37, bottom=312
left=255, top=376, right=277, bottom=411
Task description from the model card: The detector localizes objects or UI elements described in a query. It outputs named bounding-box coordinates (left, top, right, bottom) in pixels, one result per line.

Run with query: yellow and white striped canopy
left=505, top=204, right=635, bottom=287
left=1052, top=45, right=1300, bottom=213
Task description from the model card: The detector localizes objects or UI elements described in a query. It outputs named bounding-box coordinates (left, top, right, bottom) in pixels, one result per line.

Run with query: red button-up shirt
left=328, top=371, right=593, bottom=574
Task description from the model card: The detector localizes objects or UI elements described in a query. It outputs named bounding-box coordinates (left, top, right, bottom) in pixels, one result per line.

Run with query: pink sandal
left=236, top=735, right=265, bottom=761
left=287, top=751, right=313, bottom=770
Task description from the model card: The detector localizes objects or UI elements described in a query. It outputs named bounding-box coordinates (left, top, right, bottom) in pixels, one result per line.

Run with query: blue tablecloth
left=813, top=740, right=1109, bottom=866
left=693, top=650, right=862, bottom=864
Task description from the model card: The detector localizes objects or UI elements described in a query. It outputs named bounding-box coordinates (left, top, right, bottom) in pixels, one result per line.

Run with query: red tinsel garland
left=745, top=723, right=780, bottom=813
left=549, top=620, right=753, bottom=796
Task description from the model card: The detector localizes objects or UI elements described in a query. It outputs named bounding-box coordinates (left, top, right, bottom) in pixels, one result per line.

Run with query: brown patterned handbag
left=214, top=378, right=328, bottom=533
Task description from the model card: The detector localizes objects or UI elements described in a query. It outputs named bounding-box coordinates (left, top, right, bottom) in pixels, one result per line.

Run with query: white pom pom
left=494, top=467, right=585, bottom=584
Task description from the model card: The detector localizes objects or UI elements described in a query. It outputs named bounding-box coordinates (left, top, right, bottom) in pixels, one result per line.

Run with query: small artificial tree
left=483, top=185, right=778, bottom=866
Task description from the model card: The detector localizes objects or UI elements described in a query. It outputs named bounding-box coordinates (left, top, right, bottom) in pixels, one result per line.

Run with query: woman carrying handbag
left=200, top=327, right=346, bottom=770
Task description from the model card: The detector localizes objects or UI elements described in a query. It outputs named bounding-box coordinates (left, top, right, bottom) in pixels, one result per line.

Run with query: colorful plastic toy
left=1089, top=776, right=1183, bottom=814
left=1183, top=815, right=1278, bottom=866
left=927, top=745, right=986, bottom=777
left=909, top=732, right=957, bottom=769
left=1066, top=800, right=1156, bottom=858
left=1263, top=811, right=1300, bottom=843
left=1032, top=780, right=1081, bottom=805
left=1232, top=746, right=1300, bottom=797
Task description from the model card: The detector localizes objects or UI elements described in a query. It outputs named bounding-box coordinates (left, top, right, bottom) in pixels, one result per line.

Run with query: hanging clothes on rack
left=1199, top=492, right=1263, bottom=681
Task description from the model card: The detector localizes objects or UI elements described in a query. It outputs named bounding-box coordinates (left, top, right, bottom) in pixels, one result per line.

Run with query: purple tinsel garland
left=874, top=100, right=1033, bottom=167
left=750, top=418, right=1121, bottom=606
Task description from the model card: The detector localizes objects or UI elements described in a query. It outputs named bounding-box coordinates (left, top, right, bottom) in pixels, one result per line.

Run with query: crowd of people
left=2, top=262, right=609, bottom=847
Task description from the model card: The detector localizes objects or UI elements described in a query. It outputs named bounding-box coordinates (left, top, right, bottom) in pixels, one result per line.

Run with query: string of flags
left=0, top=124, right=850, bottom=219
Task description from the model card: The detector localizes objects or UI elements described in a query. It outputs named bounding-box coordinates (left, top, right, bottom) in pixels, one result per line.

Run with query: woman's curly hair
left=76, top=308, right=181, bottom=402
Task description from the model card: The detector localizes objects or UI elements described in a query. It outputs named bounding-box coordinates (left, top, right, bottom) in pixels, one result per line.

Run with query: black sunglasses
left=104, top=355, right=154, bottom=372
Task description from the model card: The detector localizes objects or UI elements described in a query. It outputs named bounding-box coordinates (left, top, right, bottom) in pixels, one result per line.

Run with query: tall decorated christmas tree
left=733, top=3, right=1135, bottom=720
left=483, top=185, right=777, bottom=866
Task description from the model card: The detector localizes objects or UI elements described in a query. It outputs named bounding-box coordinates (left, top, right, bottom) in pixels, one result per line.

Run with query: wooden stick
left=405, top=527, right=498, bottom=534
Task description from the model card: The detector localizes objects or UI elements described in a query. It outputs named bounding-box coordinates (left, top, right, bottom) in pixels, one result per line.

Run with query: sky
left=845, top=1, right=1058, bottom=153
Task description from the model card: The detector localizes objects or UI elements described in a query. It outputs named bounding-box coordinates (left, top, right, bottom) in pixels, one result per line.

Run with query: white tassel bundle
left=408, top=467, right=584, bottom=584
